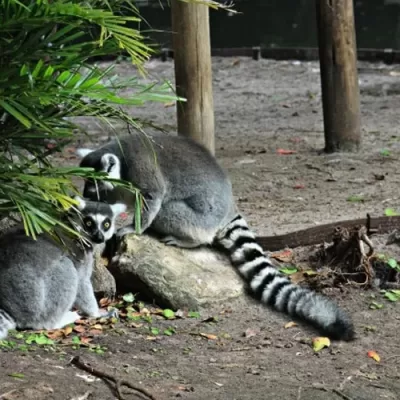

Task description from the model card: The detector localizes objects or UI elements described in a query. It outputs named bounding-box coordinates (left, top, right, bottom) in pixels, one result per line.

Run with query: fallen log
left=256, top=214, right=400, bottom=251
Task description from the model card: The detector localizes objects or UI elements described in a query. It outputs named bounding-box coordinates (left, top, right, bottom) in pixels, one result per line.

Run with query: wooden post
left=316, top=0, right=361, bottom=153
left=171, top=0, right=215, bottom=154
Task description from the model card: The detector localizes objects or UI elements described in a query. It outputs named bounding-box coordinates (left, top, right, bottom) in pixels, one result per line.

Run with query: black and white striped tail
left=215, top=215, right=355, bottom=341
left=0, top=309, right=16, bottom=340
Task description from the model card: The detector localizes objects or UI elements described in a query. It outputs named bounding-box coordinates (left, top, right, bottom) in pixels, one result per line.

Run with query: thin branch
left=70, top=356, right=158, bottom=400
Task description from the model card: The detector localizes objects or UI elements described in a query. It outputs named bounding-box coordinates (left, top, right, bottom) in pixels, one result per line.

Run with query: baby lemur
left=0, top=197, right=126, bottom=339
left=76, top=131, right=355, bottom=341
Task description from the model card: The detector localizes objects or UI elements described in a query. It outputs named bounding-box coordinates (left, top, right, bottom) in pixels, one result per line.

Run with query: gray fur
left=76, top=132, right=355, bottom=341
left=0, top=197, right=126, bottom=340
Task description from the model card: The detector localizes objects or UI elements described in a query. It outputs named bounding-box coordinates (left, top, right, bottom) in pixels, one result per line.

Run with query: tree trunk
left=171, top=0, right=215, bottom=154
left=316, top=0, right=361, bottom=153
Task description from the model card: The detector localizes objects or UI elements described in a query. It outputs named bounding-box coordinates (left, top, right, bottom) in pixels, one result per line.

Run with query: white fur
left=110, top=203, right=127, bottom=216
left=74, top=196, right=86, bottom=211
left=101, top=153, right=121, bottom=190
left=76, top=148, right=94, bottom=158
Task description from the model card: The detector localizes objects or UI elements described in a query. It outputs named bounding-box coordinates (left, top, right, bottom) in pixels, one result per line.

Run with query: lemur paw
left=99, top=308, right=119, bottom=319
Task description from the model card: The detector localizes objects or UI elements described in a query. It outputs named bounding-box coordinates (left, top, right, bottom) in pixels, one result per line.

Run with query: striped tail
left=215, top=215, right=355, bottom=341
left=0, top=308, right=16, bottom=340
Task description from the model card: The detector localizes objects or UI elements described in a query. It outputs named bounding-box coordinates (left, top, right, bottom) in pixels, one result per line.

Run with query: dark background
left=135, top=0, right=400, bottom=50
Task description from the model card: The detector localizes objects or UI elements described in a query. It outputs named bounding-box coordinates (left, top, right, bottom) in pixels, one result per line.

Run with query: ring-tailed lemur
left=76, top=132, right=355, bottom=341
left=0, top=197, right=126, bottom=339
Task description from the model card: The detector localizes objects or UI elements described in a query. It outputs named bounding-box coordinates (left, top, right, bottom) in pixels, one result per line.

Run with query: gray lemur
left=0, top=197, right=126, bottom=340
left=76, top=131, right=355, bottom=341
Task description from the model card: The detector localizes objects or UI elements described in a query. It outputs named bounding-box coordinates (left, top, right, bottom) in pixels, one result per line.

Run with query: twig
left=332, top=388, right=354, bottom=400
left=297, top=386, right=302, bottom=400
left=70, top=356, right=158, bottom=400
left=0, top=389, right=18, bottom=399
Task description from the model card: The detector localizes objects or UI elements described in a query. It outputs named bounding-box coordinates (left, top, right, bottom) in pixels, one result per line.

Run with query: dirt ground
left=1, top=57, right=400, bottom=400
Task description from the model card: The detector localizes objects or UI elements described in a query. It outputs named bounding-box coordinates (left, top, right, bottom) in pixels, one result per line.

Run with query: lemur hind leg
left=151, top=197, right=230, bottom=249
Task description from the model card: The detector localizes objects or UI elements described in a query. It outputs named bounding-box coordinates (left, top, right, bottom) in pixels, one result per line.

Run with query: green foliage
left=0, top=0, right=233, bottom=239
left=0, top=0, right=183, bottom=238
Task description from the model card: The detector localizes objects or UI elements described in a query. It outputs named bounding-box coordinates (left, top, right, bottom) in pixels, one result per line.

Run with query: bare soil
left=1, top=58, right=400, bottom=400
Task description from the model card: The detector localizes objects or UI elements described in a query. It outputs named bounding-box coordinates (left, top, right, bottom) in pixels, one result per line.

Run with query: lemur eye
left=85, top=220, right=92, bottom=227
left=103, top=221, right=110, bottom=229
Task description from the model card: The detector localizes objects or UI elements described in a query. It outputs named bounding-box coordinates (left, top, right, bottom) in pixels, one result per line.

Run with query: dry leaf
left=80, top=337, right=93, bottom=345
left=164, top=101, right=175, bottom=108
left=99, top=298, right=111, bottom=307
left=277, top=149, right=296, bottom=155
left=46, top=330, right=65, bottom=340
left=73, top=325, right=86, bottom=333
left=244, top=328, right=259, bottom=338
left=63, top=326, right=73, bottom=336
left=271, top=249, right=293, bottom=263
left=284, top=321, right=297, bottom=329
left=312, top=337, right=331, bottom=352
left=91, top=324, right=103, bottom=330
left=200, top=333, right=218, bottom=340
left=128, top=322, right=143, bottom=328
left=367, top=350, right=381, bottom=363
left=288, top=271, right=306, bottom=284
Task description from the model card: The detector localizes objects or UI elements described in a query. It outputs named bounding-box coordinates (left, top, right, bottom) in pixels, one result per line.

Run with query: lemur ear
left=110, top=203, right=127, bottom=216
left=101, top=153, right=119, bottom=170
left=73, top=196, right=86, bottom=211
left=76, top=148, right=94, bottom=158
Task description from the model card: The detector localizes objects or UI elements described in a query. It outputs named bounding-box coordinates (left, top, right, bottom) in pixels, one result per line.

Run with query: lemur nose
left=93, top=231, right=104, bottom=243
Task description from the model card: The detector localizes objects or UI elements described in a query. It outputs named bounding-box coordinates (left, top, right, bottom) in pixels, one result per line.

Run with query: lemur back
left=0, top=197, right=126, bottom=339
left=76, top=132, right=355, bottom=341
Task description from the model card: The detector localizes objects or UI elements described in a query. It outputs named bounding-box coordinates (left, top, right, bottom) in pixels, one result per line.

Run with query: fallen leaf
left=80, top=337, right=93, bottom=345
left=128, top=322, right=143, bottom=328
left=73, top=325, right=86, bottom=333
left=231, top=59, right=240, bottom=66
left=244, top=328, right=259, bottom=338
left=200, top=333, right=218, bottom=340
left=367, top=350, right=381, bottom=363
left=288, top=271, right=306, bottom=284
left=91, top=324, right=103, bottom=330
left=162, top=309, right=175, bottom=319
left=284, top=321, right=297, bottom=329
left=303, top=270, right=318, bottom=276
left=312, top=337, right=331, bottom=352
left=99, top=298, right=112, bottom=307
left=293, top=184, right=305, bottom=189
left=46, top=330, right=65, bottom=340
left=277, top=149, right=296, bottom=155
left=271, top=249, right=293, bottom=263
left=164, top=101, right=175, bottom=108
left=63, top=326, right=73, bottom=336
